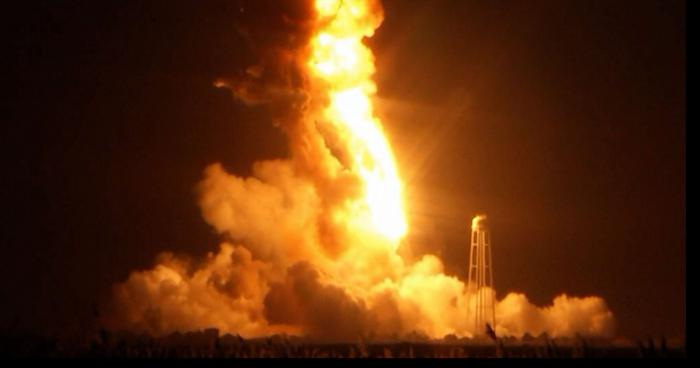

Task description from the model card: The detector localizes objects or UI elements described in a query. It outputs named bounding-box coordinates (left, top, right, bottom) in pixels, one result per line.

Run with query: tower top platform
left=471, top=214, right=488, bottom=231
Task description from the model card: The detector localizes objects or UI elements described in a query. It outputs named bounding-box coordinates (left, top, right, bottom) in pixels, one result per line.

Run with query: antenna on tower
left=467, top=214, right=496, bottom=338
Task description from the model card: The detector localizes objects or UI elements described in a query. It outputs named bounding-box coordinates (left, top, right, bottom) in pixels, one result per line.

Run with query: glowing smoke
left=103, top=0, right=615, bottom=341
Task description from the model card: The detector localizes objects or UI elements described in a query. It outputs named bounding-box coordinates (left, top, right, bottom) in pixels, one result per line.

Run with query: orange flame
left=310, top=0, right=407, bottom=242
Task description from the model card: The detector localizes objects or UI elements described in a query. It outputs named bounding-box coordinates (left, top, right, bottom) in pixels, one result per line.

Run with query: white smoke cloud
left=104, top=244, right=277, bottom=337
left=496, top=293, right=616, bottom=338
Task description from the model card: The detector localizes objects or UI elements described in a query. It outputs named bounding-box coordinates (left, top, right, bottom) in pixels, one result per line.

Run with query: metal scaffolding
left=467, top=214, right=496, bottom=337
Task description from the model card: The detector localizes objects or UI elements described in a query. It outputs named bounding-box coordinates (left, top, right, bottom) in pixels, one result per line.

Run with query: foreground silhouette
left=0, top=329, right=686, bottom=358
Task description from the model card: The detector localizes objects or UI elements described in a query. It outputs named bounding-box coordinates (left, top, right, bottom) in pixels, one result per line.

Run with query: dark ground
left=0, top=330, right=686, bottom=358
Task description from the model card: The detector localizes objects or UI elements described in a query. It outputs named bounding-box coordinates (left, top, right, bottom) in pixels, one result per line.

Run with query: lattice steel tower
left=467, top=214, right=496, bottom=336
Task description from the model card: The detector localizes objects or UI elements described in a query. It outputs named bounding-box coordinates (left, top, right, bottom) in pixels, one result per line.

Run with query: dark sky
left=4, top=0, right=685, bottom=340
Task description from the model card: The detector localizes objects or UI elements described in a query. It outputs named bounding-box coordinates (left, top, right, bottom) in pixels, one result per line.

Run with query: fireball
left=310, top=0, right=407, bottom=243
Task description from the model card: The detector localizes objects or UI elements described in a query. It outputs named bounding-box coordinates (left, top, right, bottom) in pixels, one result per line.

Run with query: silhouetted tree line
left=0, top=328, right=685, bottom=358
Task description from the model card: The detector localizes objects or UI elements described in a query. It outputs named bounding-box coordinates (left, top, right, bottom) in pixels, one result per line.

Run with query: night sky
left=4, top=0, right=685, bottom=340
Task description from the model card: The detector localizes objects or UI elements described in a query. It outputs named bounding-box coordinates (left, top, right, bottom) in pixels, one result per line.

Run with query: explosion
left=310, top=0, right=407, bottom=242
left=104, top=0, right=615, bottom=341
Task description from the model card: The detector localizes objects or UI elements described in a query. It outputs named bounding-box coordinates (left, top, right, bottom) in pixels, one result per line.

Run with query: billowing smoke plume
left=103, top=0, right=615, bottom=341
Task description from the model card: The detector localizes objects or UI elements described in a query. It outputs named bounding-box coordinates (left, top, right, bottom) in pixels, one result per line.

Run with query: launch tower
left=467, top=214, right=496, bottom=337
